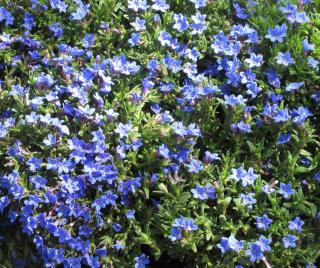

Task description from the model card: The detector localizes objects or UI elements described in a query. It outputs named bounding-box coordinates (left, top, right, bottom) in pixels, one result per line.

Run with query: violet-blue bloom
left=282, top=235, right=297, bottom=248
left=256, top=214, right=273, bottom=230
left=279, top=182, right=295, bottom=199
left=173, top=14, right=189, bottom=32
left=265, top=24, right=287, bottom=43
left=288, top=217, right=304, bottom=233
left=276, top=51, right=295, bottom=66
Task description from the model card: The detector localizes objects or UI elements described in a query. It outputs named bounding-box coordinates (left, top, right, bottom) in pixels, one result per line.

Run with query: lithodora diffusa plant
left=0, top=0, right=320, bottom=267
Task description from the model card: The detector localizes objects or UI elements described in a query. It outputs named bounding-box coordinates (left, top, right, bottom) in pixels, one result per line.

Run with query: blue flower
left=171, top=121, right=187, bottom=137
left=158, top=144, right=171, bottom=159
left=187, top=123, right=201, bottom=137
left=46, top=157, right=60, bottom=171
left=256, top=214, right=273, bottom=230
left=162, top=54, right=182, bottom=73
left=22, top=216, right=38, bottom=236
left=203, top=151, right=220, bottom=163
left=288, top=12, right=309, bottom=24
left=300, top=157, right=311, bottom=167
left=277, top=133, right=291, bottom=145
left=280, top=4, right=309, bottom=23
left=128, top=32, right=140, bottom=47
left=276, top=51, right=294, bottom=66
left=270, top=93, right=283, bottom=104
left=173, top=14, right=189, bottom=32
left=265, top=24, right=287, bottom=43
left=233, top=3, right=248, bottom=19
left=239, top=193, right=256, bottom=209
left=217, top=237, right=230, bottom=254
left=211, top=32, right=239, bottom=56
left=151, top=0, right=169, bottom=12
left=224, top=94, right=247, bottom=107
left=274, top=109, right=291, bottom=123
left=126, top=210, right=135, bottom=219
left=112, top=223, right=122, bottom=232
left=279, top=182, right=295, bottom=199
left=22, top=12, right=35, bottom=31
left=61, top=176, right=80, bottom=194
left=36, top=73, right=56, bottom=88
left=314, top=171, right=320, bottom=182
left=187, top=159, right=203, bottom=173
left=95, top=248, right=107, bottom=258
left=308, top=57, right=319, bottom=70
left=0, top=196, right=9, bottom=214
left=0, top=123, right=8, bottom=138
left=160, top=111, right=174, bottom=123
left=217, top=235, right=244, bottom=254
left=79, top=225, right=92, bottom=238
left=231, top=121, right=252, bottom=134
left=302, top=39, right=315, bottom=52
left=43, top=134, right=57, bottom=146
left=134, top=254, right=150, bottom=268
left=169, top=217, right=198, bottom=241
left=292, top=106, right=312, bottom=125
left=245, top=53, right=263, bottom=68
left=49, top=0, right=68, bottom=12
left=82, top=33, right=94, bottom=48
left=117, top=177, right=142, bottom=195
left=153, top=13, right=161, bottom=22
left=131, top=17, right=146, bottom=31
left=92, top=191, right=118, bottom=210
left=113, top=242, right=125, bottom=250
left=172, top=216, right=198, bottom=230
left=128, top=0, right=149, bottom=12
left=265, top=68, right=281, bottom=88
left=246, top=82, right=261, bottom=98
left=229, top=167, right=247, bottom=183
left=285, top=82, right=304, bottom=92
left=235, top=240, right=263, bottom=265
left=241, top=167, right=259, bottom=187
left=29, top=175, right=47, bottom=190
left=168, top=227, right=182, bottom=241
left=191, top=185, right=208, bottom=200
left=49, top=22, right=64, bottom=38
left=191, top=12, right=207, bottom=34
left=229, top=167, right=258, bottom=187
left=189, top=0, right=207, bottom=9
left=246, top=243, right=264, bottom=263
left=70, top=3, right=90, bottom=21
left=0, top=7, right=14, bottom=25
left=191, top=184, right=216, bottom=200
left=257, top=235, right=272, bottom=252
left=279, top=4, right=297, bottom=16
left=288, top=217, right=304, bottom=233
left=27, top=157, right=42, bottom=172
left=158, top=31, right=173, bottom=47
left=115, top=121, right=132, bottom=138
left=282, top=235, right=297, bottom=248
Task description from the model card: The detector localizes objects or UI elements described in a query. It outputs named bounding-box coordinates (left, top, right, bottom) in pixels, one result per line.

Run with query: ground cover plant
left=0, top=0, right=320, bottom=267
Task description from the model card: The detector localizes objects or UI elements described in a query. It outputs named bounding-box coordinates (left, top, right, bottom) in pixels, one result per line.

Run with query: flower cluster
left=0, top=0, right=319, bottom=267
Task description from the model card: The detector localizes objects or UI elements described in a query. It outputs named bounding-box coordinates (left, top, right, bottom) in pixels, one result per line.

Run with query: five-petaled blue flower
left=282, top=235, right=297, bottom=248
left=256, top=214, right=273, bottom=230
left=279, top=182, right=295, bottom=199
left=265, top=24, right=287, bottom=42
left=276, top=51, right=295, bottom=66
left=217, top=234, right=244, bottom=254
left=173, top=14, right=189, bottom=32
left=288, top=217, right=304, bottom=233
